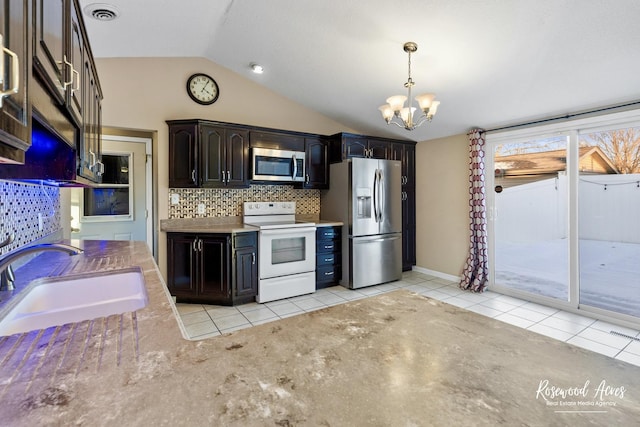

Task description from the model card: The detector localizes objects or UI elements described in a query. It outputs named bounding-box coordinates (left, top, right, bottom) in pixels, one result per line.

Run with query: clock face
left=186, top=73, right=219, bottom=105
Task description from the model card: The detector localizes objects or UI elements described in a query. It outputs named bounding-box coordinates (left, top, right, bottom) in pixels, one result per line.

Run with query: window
left=82, top=153, right=133, bottom=220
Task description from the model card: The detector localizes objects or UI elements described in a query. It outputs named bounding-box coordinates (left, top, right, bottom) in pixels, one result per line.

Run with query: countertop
left=4, top=241, right=638, bottom=425
left=0, top=240, right=194, bottom=425
left=160, top=218, right=258, bottom=233
left=315, top=219, right=343, bottom=227
left=160, top=217, right=343, bottom=232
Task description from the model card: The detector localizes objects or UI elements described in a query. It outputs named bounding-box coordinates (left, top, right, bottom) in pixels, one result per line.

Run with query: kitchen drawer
left=317, top=239, right=338, bottom=253
left=316, top=265, right=341, bottom=285
left=317, top=252, right=337, bottom=266
left=317, top=227, right=341, bottom=240
left=234, top=232, right=257, bottom=248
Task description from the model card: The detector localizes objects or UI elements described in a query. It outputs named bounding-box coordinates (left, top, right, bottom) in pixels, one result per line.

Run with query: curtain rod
left=482, top=100, right=640, bottom=134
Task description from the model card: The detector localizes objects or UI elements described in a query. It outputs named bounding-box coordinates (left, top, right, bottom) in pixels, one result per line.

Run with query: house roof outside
left=495, top=146, right=618, bottom=179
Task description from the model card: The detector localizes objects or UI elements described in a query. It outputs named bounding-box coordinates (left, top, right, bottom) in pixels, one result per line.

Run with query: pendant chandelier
left=378, top=42, right=440, bottom=131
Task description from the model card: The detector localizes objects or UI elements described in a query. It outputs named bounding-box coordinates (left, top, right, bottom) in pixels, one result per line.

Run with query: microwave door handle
left=292, top=154, right=298, bottom=180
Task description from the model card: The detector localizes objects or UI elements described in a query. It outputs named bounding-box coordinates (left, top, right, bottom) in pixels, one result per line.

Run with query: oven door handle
left=259, top=227, right=317, bottom=236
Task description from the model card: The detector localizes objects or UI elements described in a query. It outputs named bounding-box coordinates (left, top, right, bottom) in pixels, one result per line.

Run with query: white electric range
left=243, top=202, right=316, bottom=303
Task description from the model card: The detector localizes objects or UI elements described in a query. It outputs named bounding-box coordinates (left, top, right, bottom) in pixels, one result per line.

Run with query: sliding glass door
left=578, top=126, right=640, bottom=318
left=491, top=135, right=570, bottom=303
left=487, top=110, right=640, bottom=325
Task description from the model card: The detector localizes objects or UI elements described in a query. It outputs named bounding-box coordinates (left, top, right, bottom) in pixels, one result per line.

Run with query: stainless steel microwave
left=251, top=147, right=305, bottom=182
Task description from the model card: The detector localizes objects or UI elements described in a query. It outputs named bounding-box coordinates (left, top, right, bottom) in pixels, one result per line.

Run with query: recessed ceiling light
left=250, top=63, right=264, bottom=74
left=84, top=3, right=121, bottom=21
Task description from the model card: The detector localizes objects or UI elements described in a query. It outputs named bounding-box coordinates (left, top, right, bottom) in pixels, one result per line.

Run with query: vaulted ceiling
left=78, top=0, right=640, bottom=141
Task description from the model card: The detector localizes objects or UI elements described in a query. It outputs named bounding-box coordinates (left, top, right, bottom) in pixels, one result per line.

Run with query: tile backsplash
left=168, top=184, right=320, bottom=218
left=0, top=180, right=61, bottom=254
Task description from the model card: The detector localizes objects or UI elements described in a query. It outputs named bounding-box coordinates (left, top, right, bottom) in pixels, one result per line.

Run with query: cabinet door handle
left=306, top=174, right=310, bottom=184
left=89, top=150, right=96, bottom=169
left=226, top=170, right=230, bottom=183
left=71, top=67, right=80, bottom=93
left=198, top=239, right=203, bottom=251
left=61, top=55, right=74, bottom=90
left=191, top=169, right=197, bottom=184
left=192, top=239, right=197, bottom=252
left=252, top=252, right=256, bottom=264
left=0, top=35, right=19, bottom=108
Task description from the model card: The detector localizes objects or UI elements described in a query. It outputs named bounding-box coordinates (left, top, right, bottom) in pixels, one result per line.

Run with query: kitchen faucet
left=0, top=235, right=83, bottom=291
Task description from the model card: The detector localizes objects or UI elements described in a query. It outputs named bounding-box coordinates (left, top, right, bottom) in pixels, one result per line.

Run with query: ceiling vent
left=84, top=3, right=120, bottom=21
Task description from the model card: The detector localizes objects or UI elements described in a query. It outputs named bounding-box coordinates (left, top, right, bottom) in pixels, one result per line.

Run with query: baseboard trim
left=411, top=266, right=461, bottom=283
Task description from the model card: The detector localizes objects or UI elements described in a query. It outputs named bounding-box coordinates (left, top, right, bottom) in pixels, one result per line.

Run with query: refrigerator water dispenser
left=356, top=187, right=372, bottom=219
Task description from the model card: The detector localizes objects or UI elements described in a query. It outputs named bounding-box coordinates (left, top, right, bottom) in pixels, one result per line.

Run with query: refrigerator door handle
left=378, top=169, right=384, bottom=223
left=373, top=168, right=379, bottom=222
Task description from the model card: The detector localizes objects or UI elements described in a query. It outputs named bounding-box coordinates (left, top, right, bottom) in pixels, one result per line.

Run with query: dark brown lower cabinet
left=232, top=233, right=259, bottom=304
left=167, top=231, right=257, bottom=305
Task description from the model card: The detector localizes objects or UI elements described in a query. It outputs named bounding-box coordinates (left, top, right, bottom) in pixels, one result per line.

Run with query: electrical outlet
left=197, top=203, right=206, bottom=214
left=170, top=193, right=180, bottom=205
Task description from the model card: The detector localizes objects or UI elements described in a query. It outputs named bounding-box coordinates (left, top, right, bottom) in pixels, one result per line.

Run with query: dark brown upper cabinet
left=249, top=131, right=304, bottom=151
left=302, top=136, right=329, bottom=189
left=167, top=119, right=250, bottom=189
left=329, top=133, right=397, bottom=162
left=32, top=0, right=65, bottom=105
left=14, top=0, right=103, bottom=183
left=0, top=0, right=31, bottom=164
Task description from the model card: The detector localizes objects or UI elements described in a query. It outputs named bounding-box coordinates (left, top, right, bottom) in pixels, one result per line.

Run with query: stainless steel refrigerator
left=321, top=157, right=402, bottom=289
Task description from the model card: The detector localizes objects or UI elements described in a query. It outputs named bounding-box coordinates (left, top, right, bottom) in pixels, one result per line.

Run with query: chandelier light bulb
left=415, top=93, right=435, bottom=110
left=400, top=107, right=416, bottom=124
left=378, top=105, right=394, bottom=122
left=427, top=101, right=440, bottom=119
left=386, top=95, right=407, bottom=113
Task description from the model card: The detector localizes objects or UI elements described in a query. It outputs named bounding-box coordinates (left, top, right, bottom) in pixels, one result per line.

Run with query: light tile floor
left=175, top=271, right=640, bottom=367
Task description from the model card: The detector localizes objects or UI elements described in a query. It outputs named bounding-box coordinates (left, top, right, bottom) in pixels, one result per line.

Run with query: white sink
left=0, top=267, right=148, bottom=336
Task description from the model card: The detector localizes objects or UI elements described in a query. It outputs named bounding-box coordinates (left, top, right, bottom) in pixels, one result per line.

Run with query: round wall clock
left=186, top=73, right=220, bottom=105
